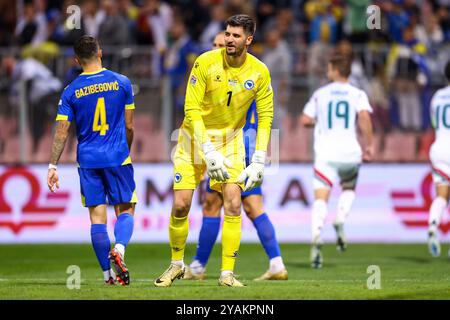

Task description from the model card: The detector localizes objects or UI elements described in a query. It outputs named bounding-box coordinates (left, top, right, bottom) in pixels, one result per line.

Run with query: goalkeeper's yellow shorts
left=172, top=130, right=245, bottom=193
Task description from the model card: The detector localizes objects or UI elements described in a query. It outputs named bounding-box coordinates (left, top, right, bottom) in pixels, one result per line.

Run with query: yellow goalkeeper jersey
left=182, top=48, right=273, bottom=152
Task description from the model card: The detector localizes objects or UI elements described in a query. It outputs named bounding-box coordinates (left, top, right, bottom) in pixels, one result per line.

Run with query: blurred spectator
left=179, top=0, right=212, bottom=42
left=136, top=2, right=156, bottom=45
left=305, top=0, right=343, bottom=45
left=164, top=18, right=200, bottom=125
left=136, top=0, right=173, bottom=53
left=81, top=0, right=104, bottom=38
left=256, top=0, right=277, bottom=29
left=343, top=0, right=370, bottom=44
left=63, top=55, right=82, bottom=86
left=263, top=8, right=303, bottom=46
left=261, top=29, right=292, bottom=131
left=199, top=5, right=227, bottom=51
left=436, top=5, right=450, bottom=40
left=225, top=0, right=255, bottom=17
left=336, top=39, right=371, bottom=94
left=307, top=41, right=331, bottom=92
left=369, top=67, right=391, bottom=133
left=2, top=55, right=62, bottom=150
left=118, top=0, right=140, bottom=21
left=388, top=26, right=428, bottom=131
left=98, top=0, right=131, bottom=45
left=15, top=1, right=48, bottom=46
left=413, top=12, right=444, bottom=50
left=382, top=0, right=410, bottom=43
left=0, top=1, right=17, bottom=46
left=304, top=0, right=343, bottom=92
left=152, top=0, right=174, bottom=53
left=262, top=8, right=304, bottom=73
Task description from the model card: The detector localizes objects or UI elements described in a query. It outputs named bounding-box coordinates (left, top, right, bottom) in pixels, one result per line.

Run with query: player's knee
left=245, top=208, right=261, bottom=221
left=341, top=183, right=356, bottom=191
left=202, top=200, right=221, bottom=217
left=172, top=198, right=192, bottom=217
left=223, top=197, right=241, bottom=216
left=243, top=203, right=260, bottom=220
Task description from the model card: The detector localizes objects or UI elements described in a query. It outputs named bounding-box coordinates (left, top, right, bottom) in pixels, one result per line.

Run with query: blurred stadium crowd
left=0, top=0, right=450, bottom=163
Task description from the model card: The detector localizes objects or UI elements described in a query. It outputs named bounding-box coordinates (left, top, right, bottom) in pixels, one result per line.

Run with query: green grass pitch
left=0, top=243, right=449, bottom=299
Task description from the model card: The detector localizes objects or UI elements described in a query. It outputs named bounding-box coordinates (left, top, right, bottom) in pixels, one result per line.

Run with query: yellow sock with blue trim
left=169, top=215, right=189, bottom=261
left=221, top=215, right=242, bottom=272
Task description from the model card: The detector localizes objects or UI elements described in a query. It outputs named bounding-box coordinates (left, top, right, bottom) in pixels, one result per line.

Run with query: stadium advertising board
left=0, top=164, right=448, bottom=243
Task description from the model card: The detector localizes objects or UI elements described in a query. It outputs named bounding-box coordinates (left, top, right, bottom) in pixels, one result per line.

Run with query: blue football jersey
left=56, top=68, right=134, bottom=168
left=243, top=100, right=257, bottom=165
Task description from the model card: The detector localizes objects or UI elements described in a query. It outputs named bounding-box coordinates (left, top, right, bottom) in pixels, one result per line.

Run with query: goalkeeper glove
left=203, top=142, right=232, bottom=182
left=237, top=150, right=265, bottom=192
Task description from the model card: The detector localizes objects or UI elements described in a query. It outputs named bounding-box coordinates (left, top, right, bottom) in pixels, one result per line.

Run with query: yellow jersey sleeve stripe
left=55, top=114, right=69, bottom=121
left=121, top=156, right=132, bottom=165
left=255, top=66, right=274, bottom=151
left=184, top=55, right=209, bottom=145
left=130, top=190, right=138, bottom=203
left=125, top=103, right=135, bottom=110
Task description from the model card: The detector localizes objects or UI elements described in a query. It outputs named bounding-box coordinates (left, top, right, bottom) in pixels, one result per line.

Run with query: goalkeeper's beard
left=226, top=44, right=246, bottom=57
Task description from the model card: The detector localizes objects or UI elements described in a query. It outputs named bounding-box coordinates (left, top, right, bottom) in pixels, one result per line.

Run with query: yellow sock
left=221, top=215, right=242, bottom=272
left=169, top=215, right=189, bottom=261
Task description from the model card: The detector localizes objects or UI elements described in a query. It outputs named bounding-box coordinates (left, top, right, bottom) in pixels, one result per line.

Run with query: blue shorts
left=78, top=164, right=137, bottom=207
left=205, top=178, right=262, bottom=197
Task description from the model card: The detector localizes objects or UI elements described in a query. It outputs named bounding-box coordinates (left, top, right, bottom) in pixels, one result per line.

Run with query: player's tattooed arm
left=50, top=120, right=71, bottom=165
left=125, top=109, right=134, bottom=150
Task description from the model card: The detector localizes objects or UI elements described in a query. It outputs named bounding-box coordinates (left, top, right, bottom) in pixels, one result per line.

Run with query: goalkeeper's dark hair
left=226, top=14, right=256, bottom=36
left=329, top=54, right=352, bottom=78
left=445, top=60, right=450, bottom=82
left=74, top=35, right=99, bottom=63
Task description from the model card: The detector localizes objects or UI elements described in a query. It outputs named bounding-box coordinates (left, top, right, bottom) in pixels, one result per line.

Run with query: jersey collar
left=222, top=50, right=247, bottom=70
left=81, top=68, right=106, bottom=75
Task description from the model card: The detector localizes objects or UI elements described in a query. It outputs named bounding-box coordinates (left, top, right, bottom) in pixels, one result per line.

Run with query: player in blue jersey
left=183, top=32, right=287, bottom=281
left=47, top=36, right=136, bottom=285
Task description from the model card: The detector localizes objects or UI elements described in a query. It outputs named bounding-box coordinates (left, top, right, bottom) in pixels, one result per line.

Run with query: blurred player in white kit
left=427, top=61, right=450, bottom=258
left=301, top=54, right=374, bottom=268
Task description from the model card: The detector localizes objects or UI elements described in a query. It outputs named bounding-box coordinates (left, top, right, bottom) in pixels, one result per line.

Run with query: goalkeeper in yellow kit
left=154, top=14, right=274, bottom=287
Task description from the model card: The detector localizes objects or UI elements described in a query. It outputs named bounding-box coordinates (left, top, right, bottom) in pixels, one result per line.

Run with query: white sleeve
left=430, top=93, right=438, bottom=128
left=356, top=90, right=373, bottom=113
left=303, top=92, right=317, bottom=118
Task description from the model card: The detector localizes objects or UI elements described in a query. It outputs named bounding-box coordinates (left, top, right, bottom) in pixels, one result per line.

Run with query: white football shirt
left=303, top=81, right=373, bottom=163
left=430, top=85, right=450, bottom=162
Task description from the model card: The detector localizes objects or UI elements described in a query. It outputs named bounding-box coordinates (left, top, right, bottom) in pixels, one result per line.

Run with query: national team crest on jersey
left=244, top=80, right=254, bottom=90
left=190, top=75, right=197, bottom=86
left=174, top=173, right=182, bottom=183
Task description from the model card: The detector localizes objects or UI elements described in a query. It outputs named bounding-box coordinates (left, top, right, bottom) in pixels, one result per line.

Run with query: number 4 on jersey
left=93, top=97, right=109, bottom=135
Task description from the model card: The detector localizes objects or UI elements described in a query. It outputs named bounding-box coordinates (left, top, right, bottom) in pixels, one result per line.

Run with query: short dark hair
left=74, top=36, right=99, bottom=62
left=329, top=54, right=352, bottom=78
left=445, top=60, right=450, bottom=82
left=226, top=14, right=256, bottom=36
